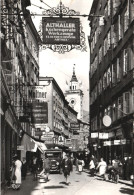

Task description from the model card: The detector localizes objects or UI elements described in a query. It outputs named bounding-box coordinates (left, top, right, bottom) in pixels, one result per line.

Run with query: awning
left=21, top=134, right=37, bottom=152
left=21, top=134, right=47, bottom=153
left=32, top=139, right=47, bottom=153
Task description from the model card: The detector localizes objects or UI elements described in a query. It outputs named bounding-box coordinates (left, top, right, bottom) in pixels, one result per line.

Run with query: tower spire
left=71, top=64, right=78, bottom=82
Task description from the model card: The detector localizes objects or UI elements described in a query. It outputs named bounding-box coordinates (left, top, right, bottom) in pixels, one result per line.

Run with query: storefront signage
left=42, top=17, right=80, bottom=45
left=91, top=133, right=98, bottom=138
left=65, top=139, right=72, bottom=147
left=70, top=123, right=80, bottom=130
left=41, top=132, right=54, bottom=138
left=103, top=139, right=130, bottom=146
left=99, top=133, right=108, bottom=139
left=31, top=102, right=48, bottom=124
left=28, top=85, right=47, bottom=100
left=103, top=141, right=111, bottom=146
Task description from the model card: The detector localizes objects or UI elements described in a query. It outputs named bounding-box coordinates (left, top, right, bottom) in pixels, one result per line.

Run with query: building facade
left=89, top=0, right=134, bottom=162
left=1, top=0, right=41, bottom=191
left=39, top=77, right=78, bottom=150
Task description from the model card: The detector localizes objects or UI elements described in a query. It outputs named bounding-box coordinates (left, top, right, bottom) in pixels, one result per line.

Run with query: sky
left=28, top=0, right=93, bottom=111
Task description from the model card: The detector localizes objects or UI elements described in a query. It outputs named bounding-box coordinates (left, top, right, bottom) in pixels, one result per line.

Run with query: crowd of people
left=8, top=152, right=134, bottom=190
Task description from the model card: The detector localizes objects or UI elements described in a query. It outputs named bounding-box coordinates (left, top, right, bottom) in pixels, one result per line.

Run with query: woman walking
left=96, top=158, right=107, bottom=180
left=11, top=154, right=22, bottom=190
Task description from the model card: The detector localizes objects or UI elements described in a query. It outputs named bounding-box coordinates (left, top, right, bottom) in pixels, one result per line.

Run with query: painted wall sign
left=42, top=17, right=80, bottom=45
left=28, top=86, right=47, bottom=100
left=31, top=102, right=48, bottom=124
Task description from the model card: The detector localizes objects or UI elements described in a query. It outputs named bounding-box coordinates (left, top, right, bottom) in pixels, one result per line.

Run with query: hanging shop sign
left=42, top=17, right=80, bottom=45
left=70, top=123, right=80, bottom=130
left=31, top=102, right=48, bottom=124
left=103, top=115, right=112, bottom=127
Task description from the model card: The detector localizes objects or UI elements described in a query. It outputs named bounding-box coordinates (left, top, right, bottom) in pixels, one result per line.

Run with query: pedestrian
left=21, top=157, right=27, bottom=180
left=62, top=154, right=73, bottom=184
left=78, top=159, right=83, bottom=173
left=11, top=154, right=22, bottom=190
left=39, top=153, right=51, bottom=182
left=96, top=157, right=107, bottom=180
left=89, top=156, right=96, bottom=176
left=75, top=157, right=79, bottom=171
left=32, top=156, right=38, bottom=181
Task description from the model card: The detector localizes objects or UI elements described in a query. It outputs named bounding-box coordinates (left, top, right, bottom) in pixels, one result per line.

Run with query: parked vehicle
left=44, top=149, right=62, bottom=173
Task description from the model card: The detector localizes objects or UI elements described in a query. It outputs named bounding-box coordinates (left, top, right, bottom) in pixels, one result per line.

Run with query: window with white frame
left=107, top=68, right=111, bottom=86
left=103, top=72, right=107, bottom=89
left=117, top=58, right=121, bottom=81
left=118, top=15, right=122, bottom=40
left=113, top=0, right=121, bottom=15
left=112, top=24, right=117, bottom=48
left=124, top=6, right=129, bottom=33
left=112, top=102, right=117, bottom=122
left=104, top=4, right=108, bottom=19
left=117, top=96, right=123, bottom=118
left=99, top=46, right=102, bottom=63
left=123, top=92, right=130, bottom=114
left=98, top=79, right=102, bottom=94
left=123, top=49, right=129, bottom=75
left=107, top=30, right=111, bottom=49
left=94, top=29, right=97, bottom=45
left=104, top=37, right=107, bottom=55
left=112, top=64, right=116, bottom=84
left=107, top=0, right=111, bottom=16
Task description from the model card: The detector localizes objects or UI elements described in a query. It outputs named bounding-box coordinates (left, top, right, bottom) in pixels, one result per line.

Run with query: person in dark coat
left=62, top=154, right=73, bottom=184
left=21, top=157, right=27, bottom=180
left=32, top=156, right=38, bottom=181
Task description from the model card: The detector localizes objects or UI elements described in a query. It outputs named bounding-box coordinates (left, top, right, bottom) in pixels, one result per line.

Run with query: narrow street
left=4, top=168, right=134, bottom=195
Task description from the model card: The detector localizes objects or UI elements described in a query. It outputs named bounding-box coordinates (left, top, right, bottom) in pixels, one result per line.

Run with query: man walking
left=39, top=153, right=51, bottom=182
left=62, top=154, right=73, bottom=185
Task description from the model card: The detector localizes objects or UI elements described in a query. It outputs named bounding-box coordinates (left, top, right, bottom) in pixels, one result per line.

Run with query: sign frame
left=42, top=17, right=80, bottom=45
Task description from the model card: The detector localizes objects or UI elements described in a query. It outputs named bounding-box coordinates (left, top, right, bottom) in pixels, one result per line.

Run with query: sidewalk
left=83, top=169, right=133, bottom=187
left=3, top=173, right=36, bottom=195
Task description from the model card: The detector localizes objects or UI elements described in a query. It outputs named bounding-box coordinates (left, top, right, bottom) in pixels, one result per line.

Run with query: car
left=45, top=149, right=62, bottom=173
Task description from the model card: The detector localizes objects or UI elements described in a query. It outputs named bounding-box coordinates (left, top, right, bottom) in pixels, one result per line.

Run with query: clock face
left=69, top=98, right=76, bottom=106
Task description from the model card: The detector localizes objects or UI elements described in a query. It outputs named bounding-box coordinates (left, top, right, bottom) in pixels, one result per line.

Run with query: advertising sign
left=103, top=115, right=112, bottom=127
left=42, top=17, right=80, bottom=45
left=31, top=102, right=48, bottom=124
left=28, top=85, right=47, bottom=101
left=99, top=133, right=108, bottom=139
left=70, top=123, right=80, bottom=130
left=91, top=133, right=98, bottom=138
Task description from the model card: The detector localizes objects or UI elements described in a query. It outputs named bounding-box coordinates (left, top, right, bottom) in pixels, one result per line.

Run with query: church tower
left=65, top=65, right=84, bottom=120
